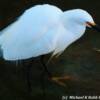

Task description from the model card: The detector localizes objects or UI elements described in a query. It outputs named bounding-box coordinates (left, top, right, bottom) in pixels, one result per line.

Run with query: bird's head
left=64, top=9, right=100, bottom=32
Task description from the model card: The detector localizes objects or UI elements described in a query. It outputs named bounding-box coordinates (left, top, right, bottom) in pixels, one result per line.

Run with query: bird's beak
left=86, top=22, right=100, bottom=32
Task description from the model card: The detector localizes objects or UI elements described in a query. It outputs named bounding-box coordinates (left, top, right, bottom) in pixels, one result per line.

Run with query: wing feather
left=0, top=4, right=63, bottom=60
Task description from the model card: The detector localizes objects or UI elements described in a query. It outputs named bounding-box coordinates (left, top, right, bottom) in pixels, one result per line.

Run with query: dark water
left=0, top=0, right=100, bottom=100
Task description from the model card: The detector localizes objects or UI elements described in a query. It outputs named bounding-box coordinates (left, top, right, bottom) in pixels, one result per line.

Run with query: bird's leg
left=40, top=55, right=76, bottom=87
left=40, top=55, right=52, bottom=99
left=40, top=70, right=46, bottom=99
left=40, top=55, right=52, bottom=78
left=25, top=59, right=33, bottom=95
left=40, top=55, right=74, bottom=86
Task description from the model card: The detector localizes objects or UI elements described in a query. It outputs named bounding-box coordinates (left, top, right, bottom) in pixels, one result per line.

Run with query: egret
left=0, top=4, right=100, bottom=89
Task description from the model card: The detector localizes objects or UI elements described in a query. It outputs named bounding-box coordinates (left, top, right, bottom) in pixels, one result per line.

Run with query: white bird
left=0, top=4, right=100, bottom=86
left=0, top=4, right=99, bottom=61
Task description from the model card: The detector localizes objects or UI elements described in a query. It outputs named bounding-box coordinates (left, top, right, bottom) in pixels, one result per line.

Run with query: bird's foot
left=49, top=75, right=75, bottom=86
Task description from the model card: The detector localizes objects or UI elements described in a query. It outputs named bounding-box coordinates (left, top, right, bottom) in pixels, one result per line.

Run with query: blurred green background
left=0, top=0, right=100, bottom=100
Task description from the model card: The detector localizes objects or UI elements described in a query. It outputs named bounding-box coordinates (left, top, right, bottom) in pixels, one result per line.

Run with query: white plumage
left=0, top=4, right=95, bottom=60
